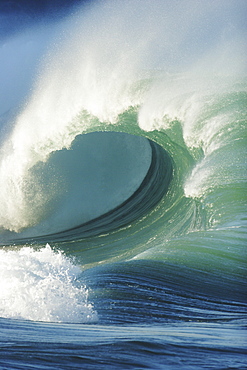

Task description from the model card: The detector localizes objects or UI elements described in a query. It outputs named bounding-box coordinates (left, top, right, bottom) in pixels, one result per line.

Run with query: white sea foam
left=0, top=244, right=97, bottom=323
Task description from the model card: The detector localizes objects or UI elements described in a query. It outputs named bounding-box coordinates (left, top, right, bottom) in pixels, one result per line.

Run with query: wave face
left=0, top=1, right=246, bottom=369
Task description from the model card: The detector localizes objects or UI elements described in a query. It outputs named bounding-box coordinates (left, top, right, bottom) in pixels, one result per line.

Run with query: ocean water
left=0, top=1, right=246, bottom=369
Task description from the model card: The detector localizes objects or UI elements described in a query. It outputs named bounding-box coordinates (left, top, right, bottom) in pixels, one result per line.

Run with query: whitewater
left=0, top=0, right=246, bottom=369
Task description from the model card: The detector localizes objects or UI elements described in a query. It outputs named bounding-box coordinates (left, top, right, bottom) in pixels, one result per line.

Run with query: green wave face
left=84, top=84, right=246, bottom=278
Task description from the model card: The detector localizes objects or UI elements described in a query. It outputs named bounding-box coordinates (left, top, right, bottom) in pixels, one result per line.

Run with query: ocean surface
left=0, top=1, right=246, bottom=369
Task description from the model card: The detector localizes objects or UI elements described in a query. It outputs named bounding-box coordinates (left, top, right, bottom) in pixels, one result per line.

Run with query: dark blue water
left=1, top=318, right=246, bottom=370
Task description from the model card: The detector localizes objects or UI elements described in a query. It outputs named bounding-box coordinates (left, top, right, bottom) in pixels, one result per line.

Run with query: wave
left=0, top=0, right=246, bottom=327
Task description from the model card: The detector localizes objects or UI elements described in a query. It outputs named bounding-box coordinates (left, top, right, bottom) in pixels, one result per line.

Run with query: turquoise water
left=0, top=1, right=246, bottom=369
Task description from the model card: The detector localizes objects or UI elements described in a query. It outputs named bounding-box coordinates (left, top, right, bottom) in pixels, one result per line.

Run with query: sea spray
left=0, top=244, right=97, bottom=323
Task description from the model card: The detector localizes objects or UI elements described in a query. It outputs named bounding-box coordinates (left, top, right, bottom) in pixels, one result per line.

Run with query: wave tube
left=0, top=131, right=173, bottom=243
